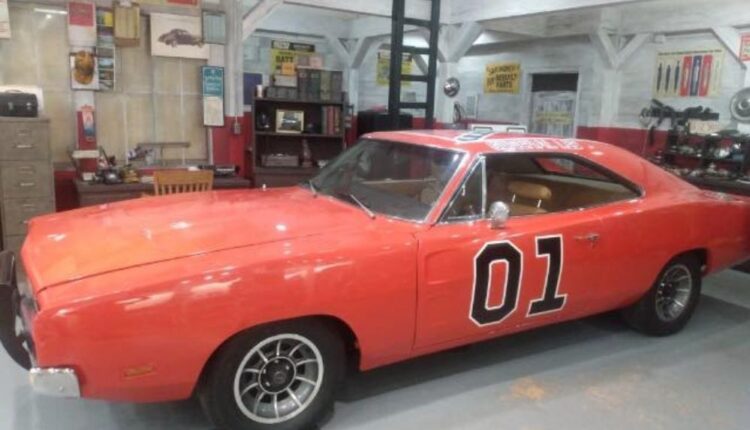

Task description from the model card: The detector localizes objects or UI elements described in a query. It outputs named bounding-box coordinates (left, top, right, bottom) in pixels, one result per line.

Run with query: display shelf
left=252, top=93, right=346, bottom=188
left=255, top=166, right=319, bottom=174
left=255, top=131, right=344, bottom=139
left=255, top=97, right=344, bottom=106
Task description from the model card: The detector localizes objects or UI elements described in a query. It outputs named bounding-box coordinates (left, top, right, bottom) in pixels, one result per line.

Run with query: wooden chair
left=152, top=170, right=214, bottom=196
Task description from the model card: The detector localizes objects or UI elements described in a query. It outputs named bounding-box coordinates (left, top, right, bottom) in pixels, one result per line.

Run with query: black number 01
left=470, top=235, right=565, bottom=326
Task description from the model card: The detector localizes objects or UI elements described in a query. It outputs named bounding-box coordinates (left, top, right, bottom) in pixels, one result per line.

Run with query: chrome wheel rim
left=233, top=334, right=324, bottom=424
left=655, top=264, right=693, bottom=322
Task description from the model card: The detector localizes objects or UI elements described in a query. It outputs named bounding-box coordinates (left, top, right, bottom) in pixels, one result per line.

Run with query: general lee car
left=1, top=131, right=749, bottom=430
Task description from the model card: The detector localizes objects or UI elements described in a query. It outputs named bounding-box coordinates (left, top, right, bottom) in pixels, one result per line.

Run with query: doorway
left=529, top=73, right=579, bottom=138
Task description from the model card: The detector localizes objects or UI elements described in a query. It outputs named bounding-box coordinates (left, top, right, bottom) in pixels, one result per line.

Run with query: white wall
left=455, top=36, right=604, bottom=127
left=616, top=33, right=747, bottom=128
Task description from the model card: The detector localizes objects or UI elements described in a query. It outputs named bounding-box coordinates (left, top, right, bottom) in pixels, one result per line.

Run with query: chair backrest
left=153, top=170, right=214, bottom=196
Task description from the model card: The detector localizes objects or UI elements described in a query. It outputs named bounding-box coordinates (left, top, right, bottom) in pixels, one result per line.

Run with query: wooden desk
left=75, top=177, right=252, bottom=207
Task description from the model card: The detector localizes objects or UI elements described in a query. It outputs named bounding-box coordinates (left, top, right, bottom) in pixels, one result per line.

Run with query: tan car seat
left=507, top=181, right=552, bottom=216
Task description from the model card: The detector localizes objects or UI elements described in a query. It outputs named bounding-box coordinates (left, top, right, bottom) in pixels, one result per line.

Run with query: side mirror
left=488, top=201, right=510, bottom=229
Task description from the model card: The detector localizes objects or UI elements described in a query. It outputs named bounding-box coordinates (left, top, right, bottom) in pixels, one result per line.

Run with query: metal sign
left=201, top=66, right=224, bottom=127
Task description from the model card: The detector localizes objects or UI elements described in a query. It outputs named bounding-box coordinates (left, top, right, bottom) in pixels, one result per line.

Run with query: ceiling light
left=33, top=8, right=68, bottom=15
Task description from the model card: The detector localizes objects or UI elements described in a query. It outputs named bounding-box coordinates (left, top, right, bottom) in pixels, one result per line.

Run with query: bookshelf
left=252, top=97, right=346, bottom=188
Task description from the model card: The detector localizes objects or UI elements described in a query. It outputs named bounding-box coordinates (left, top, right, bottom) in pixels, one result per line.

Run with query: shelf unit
left=251, top=98, right=345, bottom=188
left=662, top=134, right=750, bottom=179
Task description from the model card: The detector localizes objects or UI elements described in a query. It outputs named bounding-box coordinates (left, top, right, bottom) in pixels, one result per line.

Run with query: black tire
left=622, top=254, right=702, bottom=336
left=199, top=320, right=345, bottom=430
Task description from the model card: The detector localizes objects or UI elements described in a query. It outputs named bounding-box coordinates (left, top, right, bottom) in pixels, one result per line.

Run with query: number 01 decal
left=470, top=235, right=565, bottom=326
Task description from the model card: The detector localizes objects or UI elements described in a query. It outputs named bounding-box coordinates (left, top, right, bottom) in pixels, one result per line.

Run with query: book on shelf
left=320, top=105, right=342, bottom=136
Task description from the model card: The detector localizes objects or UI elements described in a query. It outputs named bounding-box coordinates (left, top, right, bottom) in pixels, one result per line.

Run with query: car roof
left=365, top=129, right=595, bottom=155
left=362, top=130, right=691, bottom=195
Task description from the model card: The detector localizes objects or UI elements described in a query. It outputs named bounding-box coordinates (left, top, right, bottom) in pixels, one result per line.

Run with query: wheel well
left=193, top=315, right=360, bottom=395
left=675, top=248, right=709, bottom=274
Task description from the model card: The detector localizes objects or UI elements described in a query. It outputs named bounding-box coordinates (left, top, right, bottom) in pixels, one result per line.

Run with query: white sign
left=0, top=0, right=11, bottom=39
left=150, top=13, right=208, bottom=59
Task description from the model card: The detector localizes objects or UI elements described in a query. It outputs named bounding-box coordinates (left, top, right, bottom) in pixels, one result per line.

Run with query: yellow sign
left=484, top=62, right=521, bottom=94
left=271, top=40, right=315, bottom=75
left=377, top=50, right=413, bottom=87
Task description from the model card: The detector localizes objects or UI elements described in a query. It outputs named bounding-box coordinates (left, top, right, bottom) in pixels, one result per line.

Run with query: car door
left=413, top=157, right=608, bottom=349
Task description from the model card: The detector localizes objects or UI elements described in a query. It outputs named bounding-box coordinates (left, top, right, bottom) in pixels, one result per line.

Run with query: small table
left=75, top=177, right=252, bottom=207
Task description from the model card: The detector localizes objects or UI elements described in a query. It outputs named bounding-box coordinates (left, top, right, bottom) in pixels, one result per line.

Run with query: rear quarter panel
left=31, top=220, right=419, bottom=402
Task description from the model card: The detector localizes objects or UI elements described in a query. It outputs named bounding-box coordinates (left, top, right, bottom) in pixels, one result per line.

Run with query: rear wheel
left=622, top=255, right=702, bottom=336
left=200, top=320, right=345, bottom=430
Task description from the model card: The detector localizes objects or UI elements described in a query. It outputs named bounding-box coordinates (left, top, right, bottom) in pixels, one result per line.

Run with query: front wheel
left=622, top=255, right=702, bottom=336
left=199, top=320, right=345, bottom=430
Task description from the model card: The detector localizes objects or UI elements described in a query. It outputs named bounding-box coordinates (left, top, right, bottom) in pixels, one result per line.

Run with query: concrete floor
left=2, top=270, right=749, bottom=430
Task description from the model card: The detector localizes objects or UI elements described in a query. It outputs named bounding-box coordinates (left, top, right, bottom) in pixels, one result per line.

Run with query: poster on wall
left=96, top=8, right=115, bottom=91
left=376, top=50, right=413, bottom=87
left=653, top=49, right=724, bottom=98
left=484, top=62, right=521, bottom=94
left=70, top=47, right=100, bottom=91
left=0, top=0, right=10, bottom=39
left=151, top=13, right=209, bottom=59
left=202, top=66, right=225, bottom=127
left=68, top=1, right=97, bottom=47
left=139, top=0, right=199, bottom=6
left=530, top=91, right=577, bottom=138
left=271, top=40, right=316, bottom=75
left=741, top=33, right=750, bottom=62
left=74, top=91, right=96, bottom=149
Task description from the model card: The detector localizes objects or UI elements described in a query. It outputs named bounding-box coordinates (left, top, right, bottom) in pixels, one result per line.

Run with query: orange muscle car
left=1, top=130, right=749, bottom=430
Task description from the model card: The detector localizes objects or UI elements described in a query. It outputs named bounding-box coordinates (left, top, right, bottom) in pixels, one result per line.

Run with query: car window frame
left=438, top=156, right=487, bottom=224
left=437, top=152, right=644, bottom=224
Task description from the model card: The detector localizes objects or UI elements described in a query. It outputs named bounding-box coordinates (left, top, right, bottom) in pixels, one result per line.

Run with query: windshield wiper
left=347, top=193, right=375, bottom=219
left=306, top=179, right=318, bottom=197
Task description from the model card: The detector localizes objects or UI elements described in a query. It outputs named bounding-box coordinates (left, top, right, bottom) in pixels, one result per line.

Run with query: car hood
left=22, top=187, right=368, bottom=292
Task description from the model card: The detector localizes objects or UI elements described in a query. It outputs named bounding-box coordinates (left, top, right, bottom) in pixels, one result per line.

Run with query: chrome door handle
left=574, top=233, right=600, bottom=244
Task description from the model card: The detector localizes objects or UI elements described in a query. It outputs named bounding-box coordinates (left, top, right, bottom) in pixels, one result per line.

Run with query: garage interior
left=1, top=0, right=749, bottom=429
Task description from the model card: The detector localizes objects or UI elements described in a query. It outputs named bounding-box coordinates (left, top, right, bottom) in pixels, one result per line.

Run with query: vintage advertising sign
left=271, top=40, right=316, bottom=75
left=653, top=49, right=724, bottom=98
left=741, top=33, right=750, bottom=63
left=0, top=0, right=10, bottom=39
left=202, top=66, right=225, bottom=127
left=484, top=62, right=521, bottom=94
left=376, top=50, right=413, bottom=87
left=68, top=1, right=97, bottom=46
left=139, top=0, right=199, bottom=6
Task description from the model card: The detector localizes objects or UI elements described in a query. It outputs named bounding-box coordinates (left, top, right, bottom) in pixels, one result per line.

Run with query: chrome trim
left=29, top=367, right=81, bottom=398
left=438, top=156, right=486, bottom=224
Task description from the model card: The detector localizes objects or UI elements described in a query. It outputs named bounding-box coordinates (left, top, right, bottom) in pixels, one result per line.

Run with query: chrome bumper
left=30, top=367, right=81, bottom=398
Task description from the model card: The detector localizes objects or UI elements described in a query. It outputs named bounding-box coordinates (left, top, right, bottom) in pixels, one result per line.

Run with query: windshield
left=309, top=139, right=464, bottom=221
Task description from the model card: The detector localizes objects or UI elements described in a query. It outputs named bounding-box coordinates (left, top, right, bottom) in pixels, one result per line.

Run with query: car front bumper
left=0, top=250, right=81, bottom=398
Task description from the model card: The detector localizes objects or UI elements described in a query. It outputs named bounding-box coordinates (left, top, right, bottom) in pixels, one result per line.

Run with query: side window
left=443, top=160, right=484, bottom=222
left=484, top=154, right=639, bottom=217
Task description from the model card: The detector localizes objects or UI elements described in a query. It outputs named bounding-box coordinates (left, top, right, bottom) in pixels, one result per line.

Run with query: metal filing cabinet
left=0, top=117, right=55, bottom=258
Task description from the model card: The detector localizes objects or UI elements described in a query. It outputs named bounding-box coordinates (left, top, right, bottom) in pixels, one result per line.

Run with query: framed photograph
left=275, top=110, right=304, bottom=134
left=150, top=13, right=208, bottom=59
left=70, top=47, right=100, bottom=90
left=202, top=10, right=226, bottom=45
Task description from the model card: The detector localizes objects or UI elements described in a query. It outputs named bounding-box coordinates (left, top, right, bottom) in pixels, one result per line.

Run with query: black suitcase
left=0, top=91, right=39, bottom=117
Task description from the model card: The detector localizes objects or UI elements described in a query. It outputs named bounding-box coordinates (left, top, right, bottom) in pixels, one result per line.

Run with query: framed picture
left=70, top=47, right=100, bottom=90
left=202, top=10, right=226, bottom=45
left=276, top=110, right=304, bottom=134
left=150, top=13, right=208, bottom=59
